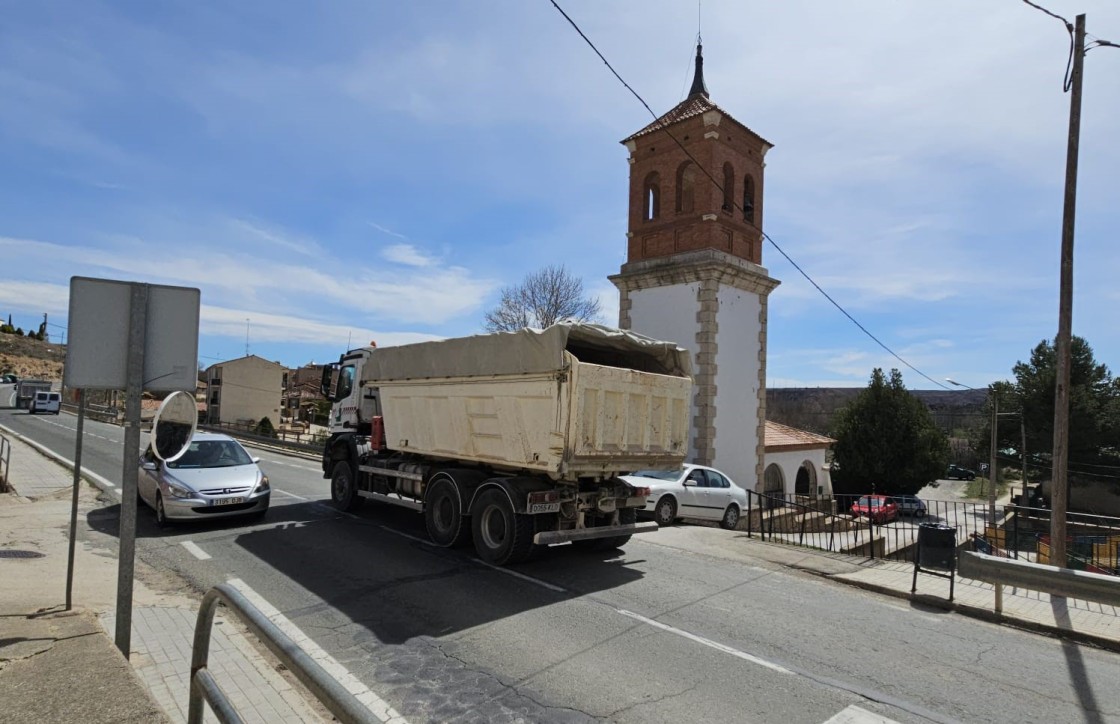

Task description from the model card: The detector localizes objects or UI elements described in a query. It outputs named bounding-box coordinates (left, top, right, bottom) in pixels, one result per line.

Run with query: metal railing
left=0, top=432, right=10, bottom=492
left=189, top=582, right=378, bottom=724
left=199, top=421, right=326, bottom=455
left=744, top=491, right=1120, bottom=575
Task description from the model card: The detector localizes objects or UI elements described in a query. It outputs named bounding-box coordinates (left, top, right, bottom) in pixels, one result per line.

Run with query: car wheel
left=916, top=509, right=927, bottom=518
left=720, top=504, right=741, bottom=530
left=654, top=496, right=677, bottom=527
left=155, top=493, right=169, bottom=528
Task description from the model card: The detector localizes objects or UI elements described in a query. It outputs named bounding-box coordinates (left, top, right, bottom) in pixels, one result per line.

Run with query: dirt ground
left=0, top=334, right=65, bottom=381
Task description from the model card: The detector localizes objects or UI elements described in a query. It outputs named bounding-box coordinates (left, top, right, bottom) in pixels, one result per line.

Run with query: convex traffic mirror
left=151, top=390, right=197, bottom=462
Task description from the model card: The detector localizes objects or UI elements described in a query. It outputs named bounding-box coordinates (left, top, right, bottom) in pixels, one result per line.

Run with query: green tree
left=831, top=368, right=950, bottom=496
left=1010, top=336, right=1116, bottom=465
left=256, top=416, right=276, bottom=437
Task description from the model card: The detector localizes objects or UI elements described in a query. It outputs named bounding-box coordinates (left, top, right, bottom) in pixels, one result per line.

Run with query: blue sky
left=1, top=0, right=1117, bottom=389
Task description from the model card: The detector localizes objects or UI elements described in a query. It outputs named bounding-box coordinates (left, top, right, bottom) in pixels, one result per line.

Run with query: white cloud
left=381, top=243, right=437, bottom=268
left=201, top=305, right=440, bottom=349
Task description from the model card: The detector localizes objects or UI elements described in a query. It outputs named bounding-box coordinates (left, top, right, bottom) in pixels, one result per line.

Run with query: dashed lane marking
left=821, top=705, right=900, bottom=723
left=616, top=609, right=793, bottom=674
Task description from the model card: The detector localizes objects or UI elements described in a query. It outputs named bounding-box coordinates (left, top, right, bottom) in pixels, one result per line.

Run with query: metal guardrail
left=0, top=432, right=10, bottom=492
left=189, top=582, right=378, bottom=724
left=959, top=551, right=1120, bottom=608
left=198, top=423, right=325, bottom=457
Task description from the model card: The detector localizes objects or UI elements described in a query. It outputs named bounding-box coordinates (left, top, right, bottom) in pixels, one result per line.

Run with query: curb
left=0, top=421, right=118, bottom=497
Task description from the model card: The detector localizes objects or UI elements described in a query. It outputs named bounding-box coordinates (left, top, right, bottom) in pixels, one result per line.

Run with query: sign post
left=64, top=277, right=199, bottom=659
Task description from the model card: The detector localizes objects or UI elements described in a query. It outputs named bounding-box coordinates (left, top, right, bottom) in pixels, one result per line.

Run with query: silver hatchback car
left=139, top=432, right=270, bottom=526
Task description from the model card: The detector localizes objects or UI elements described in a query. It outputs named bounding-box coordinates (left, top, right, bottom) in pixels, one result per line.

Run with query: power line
left=546, top=0, right=952, bottom=391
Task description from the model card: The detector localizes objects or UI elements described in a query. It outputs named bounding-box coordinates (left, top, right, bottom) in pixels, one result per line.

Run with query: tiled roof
left=764, top=420, right=835, bottom=449
left=621, top=95, right=772, bottom=146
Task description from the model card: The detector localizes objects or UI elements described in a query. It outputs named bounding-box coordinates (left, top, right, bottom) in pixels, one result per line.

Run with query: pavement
left=2, top=423, right=1120, bottom=723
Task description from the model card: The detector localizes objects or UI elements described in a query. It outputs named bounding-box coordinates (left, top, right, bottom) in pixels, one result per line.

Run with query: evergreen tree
left=831, top=368, right=949, bottom=495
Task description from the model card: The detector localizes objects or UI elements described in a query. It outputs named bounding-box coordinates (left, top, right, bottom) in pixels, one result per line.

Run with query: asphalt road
left=5, top=408, right=1120, bottom=723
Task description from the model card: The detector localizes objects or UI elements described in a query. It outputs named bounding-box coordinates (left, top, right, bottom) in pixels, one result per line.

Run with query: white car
left=621, top=464, right=748, bottom=530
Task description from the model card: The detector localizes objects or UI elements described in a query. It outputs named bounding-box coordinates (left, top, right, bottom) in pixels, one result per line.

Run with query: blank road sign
left=64, top=277, right=201, bottom=392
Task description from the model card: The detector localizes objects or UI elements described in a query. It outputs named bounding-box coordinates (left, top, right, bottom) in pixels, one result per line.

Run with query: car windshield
left=167, top=440, right=253, bottom=469
left=630, top=469, right=684, bottom=481
left=856, top=496, right=882, bottom=507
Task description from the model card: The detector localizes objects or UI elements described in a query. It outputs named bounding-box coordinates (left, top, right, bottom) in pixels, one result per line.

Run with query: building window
left=722, top=162, right=735, bottom=213
left=643, top=171, right=661, bottom=220
left=676, top=162, right=696, bottom=214
left=743, top=175, right=756, bottom=224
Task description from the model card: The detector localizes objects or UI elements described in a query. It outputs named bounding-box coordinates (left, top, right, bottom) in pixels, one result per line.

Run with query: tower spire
left=688, top=41, right=709, bottom=99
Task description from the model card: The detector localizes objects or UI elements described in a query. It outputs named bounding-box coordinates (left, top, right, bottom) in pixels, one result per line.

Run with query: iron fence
left=743, top=490, right=1120, bottom=575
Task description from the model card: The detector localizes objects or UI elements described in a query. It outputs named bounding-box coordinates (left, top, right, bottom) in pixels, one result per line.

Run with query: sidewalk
left=0, top=425, right=324, bottom=723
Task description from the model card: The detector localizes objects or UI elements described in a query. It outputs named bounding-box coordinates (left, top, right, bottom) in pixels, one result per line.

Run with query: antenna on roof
left=245, top=318, right=250, bottom=357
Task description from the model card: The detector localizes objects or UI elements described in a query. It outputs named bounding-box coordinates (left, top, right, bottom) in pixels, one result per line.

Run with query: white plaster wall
left=764, top=448, right=833, bottom=497
left=627, top=283, right=701, bottom=461
left=710, top=286, right=762, bottom=488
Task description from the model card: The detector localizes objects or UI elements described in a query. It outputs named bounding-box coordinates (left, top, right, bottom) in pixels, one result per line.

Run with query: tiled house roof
left=764, top=420, right=835, bottom=450
left=621, top=95, right=772, bottom=146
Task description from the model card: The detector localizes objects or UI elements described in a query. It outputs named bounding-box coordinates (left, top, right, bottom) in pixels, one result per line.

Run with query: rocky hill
left=0, top=334, right=65, bottom=381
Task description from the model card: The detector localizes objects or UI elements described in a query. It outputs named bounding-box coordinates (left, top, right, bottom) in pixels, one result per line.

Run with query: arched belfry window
left=643, top=171, right=661, bottom=221
left=721, top=163, right=735, bottom=214
left=743, top=174, right=756, bottom=224
left=676, top=162, right=696, bottom=214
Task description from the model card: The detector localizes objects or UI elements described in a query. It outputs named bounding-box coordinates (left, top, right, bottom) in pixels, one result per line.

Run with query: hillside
left=0, top=334, right=66, bottom=381
left=766, top=387, right=988, bottom=436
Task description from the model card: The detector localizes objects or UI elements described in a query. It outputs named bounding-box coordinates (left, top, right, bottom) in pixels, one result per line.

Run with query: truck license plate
left=212, top=497, right=245, bottom=507
left=528, top=502, right=560, bottom=514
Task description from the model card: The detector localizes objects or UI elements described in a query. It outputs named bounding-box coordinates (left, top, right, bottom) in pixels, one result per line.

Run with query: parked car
left=850, top=494, right=898, bottom=524
left=891, top=494, right=927, bottom=518
left=138, top=432, right=270, bottom=526
left=29, top=391, right=61, bottom=415
left=945, top=464, right=976, bottom=481
left=621, top=464, right=748, bottom=530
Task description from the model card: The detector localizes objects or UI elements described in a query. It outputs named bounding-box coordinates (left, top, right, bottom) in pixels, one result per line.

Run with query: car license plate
left=211, top=497, right=245, bottom=507
left=528, top=502, right=560, bottom=514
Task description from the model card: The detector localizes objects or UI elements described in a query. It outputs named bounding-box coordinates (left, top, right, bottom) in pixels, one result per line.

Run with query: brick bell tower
left=609, top=43, right=780, bottom=491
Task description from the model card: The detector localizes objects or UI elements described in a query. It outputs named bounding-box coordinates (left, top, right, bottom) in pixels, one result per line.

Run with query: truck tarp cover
left=363, top=322, right=691, bottom=382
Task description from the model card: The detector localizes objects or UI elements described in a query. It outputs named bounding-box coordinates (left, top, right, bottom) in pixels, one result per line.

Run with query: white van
left=30, top=391, right=61, bottom=415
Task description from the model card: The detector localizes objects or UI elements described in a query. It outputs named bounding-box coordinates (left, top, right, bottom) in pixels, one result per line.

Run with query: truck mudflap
left=533, top=521, right=658, bottom=546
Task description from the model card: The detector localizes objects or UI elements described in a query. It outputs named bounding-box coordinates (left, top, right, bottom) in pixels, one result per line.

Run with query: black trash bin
left=917, top=523, right=956, bottom=570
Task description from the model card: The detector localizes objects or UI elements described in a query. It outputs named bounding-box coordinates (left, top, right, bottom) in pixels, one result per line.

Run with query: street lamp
left=946, top=378, right=1000, bottom=523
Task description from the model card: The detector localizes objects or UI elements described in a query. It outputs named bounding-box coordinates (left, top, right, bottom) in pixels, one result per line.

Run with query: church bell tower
left=610, top=43, right=780, bottom=490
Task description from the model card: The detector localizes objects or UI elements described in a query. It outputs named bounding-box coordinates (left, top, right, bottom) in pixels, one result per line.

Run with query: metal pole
left=115, top=284, right=148, bottom=658
left=1021, top=416, right=1028, bottom=490
left=989, top=390, right=999, bottom=522
left=65, top=389, right=86, bottom=611
left=1051, top=14, right=1085, bottom=570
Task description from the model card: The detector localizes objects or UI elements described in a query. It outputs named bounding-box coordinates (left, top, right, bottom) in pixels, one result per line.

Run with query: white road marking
left=181, top=541, right=211, bottom=560
left=616, top=609, right=793, bottom=674
left=476, top=560, right=567, bottom=593
left=377, top=525, right=567, bottom=592
left=225, top=578, right=408, bottom=723
left=822, top=705, right=900, bottom=724
left=271, top=489, right=309, bottom=501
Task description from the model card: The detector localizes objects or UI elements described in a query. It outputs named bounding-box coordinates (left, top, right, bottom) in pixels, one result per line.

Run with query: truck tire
left=471, top=488, right=535, bottom=566
left=331, top=460, right=363, bottom=512
left=425, top=475, right=471, bottom=548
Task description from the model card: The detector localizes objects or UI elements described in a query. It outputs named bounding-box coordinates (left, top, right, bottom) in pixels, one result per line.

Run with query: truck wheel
left=425, top=475, right=471, bottom=548
left=471, top=488, right=535, bottom=566
left=331, top=460, right=363, bottom=512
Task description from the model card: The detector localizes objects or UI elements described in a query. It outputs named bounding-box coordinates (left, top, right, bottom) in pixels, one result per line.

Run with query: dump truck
left=320, top=322, right=692, bottom=565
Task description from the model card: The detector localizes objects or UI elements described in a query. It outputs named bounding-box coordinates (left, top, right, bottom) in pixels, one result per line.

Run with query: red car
left=851, top=495, right=898, bottom=524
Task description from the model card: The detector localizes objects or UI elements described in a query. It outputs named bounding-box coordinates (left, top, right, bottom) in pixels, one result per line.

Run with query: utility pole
left=1050, top=13, right=1085, bottom=569
left=988, top=389, right=999, bottom=522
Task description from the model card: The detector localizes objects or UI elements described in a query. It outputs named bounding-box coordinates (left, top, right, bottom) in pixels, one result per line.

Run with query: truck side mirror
left=320, top=363, right=338, bottom=401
